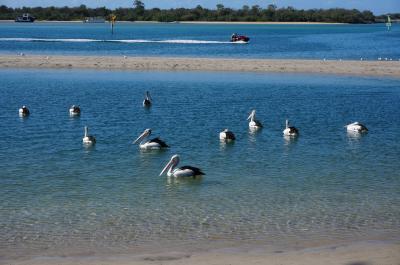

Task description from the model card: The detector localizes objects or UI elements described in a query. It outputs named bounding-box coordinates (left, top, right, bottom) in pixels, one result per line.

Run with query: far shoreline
left=0, top=20, right=349, bottom=24
left=0, top=54, right=399, bottom=78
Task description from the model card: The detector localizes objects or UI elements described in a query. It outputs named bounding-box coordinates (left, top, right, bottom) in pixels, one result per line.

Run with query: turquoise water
left=0, top=22, right=399, bottom=59
left=0, top=69, right=399, bottom=259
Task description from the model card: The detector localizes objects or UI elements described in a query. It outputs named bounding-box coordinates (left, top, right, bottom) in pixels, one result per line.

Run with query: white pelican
left=133, top=128, right=169, bottom=149
left=19, top=105, right=30, bottom=116
left=143, top=91, right=152, bottom=107
left=219, top=129, right=236, bottom=141
left=82, top=126, right=96, bottom=145
left=160, top=154, right=205, bottom=177
left=346, top=122, right=368, bottom=133
left=69, top=105, right=81, bottom=116
left=247, top=110, right=263, bottom=129
left=283, top=119, right=299, bottom=136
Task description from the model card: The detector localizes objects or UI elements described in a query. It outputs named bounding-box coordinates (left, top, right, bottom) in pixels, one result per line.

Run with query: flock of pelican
left=18, top=91, right=368, bottom=178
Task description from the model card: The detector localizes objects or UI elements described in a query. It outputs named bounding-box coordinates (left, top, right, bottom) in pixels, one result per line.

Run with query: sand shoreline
left=0, top=20, right=346, bottom=24
left=1, top=54, right=399, bottom=77
left=4, top=240, right=400, bottom=265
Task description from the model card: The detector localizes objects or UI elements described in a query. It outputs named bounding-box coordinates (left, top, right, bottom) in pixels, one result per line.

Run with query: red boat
left=230, top=33, right=250, bottom=43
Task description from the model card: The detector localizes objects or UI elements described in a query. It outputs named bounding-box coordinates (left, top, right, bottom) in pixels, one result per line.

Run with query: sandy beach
left=1, top=55, right=399, bottom=77
left=5, top=241, right=400, bottom=265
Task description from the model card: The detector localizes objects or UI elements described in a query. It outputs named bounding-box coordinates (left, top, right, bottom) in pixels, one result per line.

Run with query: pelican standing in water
left=219, top=129, right=236, bottom=141
left=160, top=154, right=205, bottom=177
left=82, top=126, right=96, bottom=145
left=143, top=91, right=152, bottom=107
left=19, top=105, right=30, bottom=117
left=133, top=128, right=169, bottom=149
left=69, top=105, right=81, bottom=116
left=346, top=122, right=368, bottom=133
left=247, top=110, right=263, bottom=129
left=283, top=119, right=299, bottom=136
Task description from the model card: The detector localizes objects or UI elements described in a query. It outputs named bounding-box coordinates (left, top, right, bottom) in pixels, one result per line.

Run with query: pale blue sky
left=2, top=0, right=399, bottom=15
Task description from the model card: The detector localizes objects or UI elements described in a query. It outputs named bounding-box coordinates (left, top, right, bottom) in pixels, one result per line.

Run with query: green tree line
left=0, top=2, right=390, bottom=24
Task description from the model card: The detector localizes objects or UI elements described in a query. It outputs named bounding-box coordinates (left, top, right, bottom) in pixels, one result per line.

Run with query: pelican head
left=247, top=109, right=256, bottom=121
left=286, top=119, right=289, bottom=128
left=143, top=91, right=152, bottom=107
left=133, top=128, right=152, bottom=144
left=159, top=154, right=180, bottom=176
left=145, top=91, right=152, bottom=101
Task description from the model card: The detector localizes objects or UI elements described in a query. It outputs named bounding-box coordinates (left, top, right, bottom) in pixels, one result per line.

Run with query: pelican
left=69, top=105, right=81, bottom=116
left=160, top=154, right=205, bottom=178
left=219, top=129, right=236, bottom=141
left=19, top=105, right=30, bottom=116
left=346, top=122, right=368, bottom=133
left=133, top=128, right=168, bottom=149
left=82, top=126, right=96, bottom=145
left=247, top=110, right=263, bottom=129
left=283, top=119, right=299, bottom=136
left=143, top=91, right=152, bottom=107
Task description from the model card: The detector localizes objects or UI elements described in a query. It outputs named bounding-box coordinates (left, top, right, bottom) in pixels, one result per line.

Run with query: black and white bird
left=82, top=126, right=96, bottom=145
left=283, top=119, right=299, bottom=136
left=69, top=105, right=81, bottom=116
left=133, top=128, right=169, bottom=150
left=346, top=122, right=368, bottom=133
left=143, top=91, right=152, bottom=107
left=247, top=109, right=263, bottom=129
left=219, top=128, right=236, bottom=141
left=159, top=154, right=205, bottom=177
left=19, top=105, right=30, bottom=117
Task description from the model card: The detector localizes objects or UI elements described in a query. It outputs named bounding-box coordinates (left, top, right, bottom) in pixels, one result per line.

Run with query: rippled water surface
left=0, top=69, right=399, bottom=259
left=0, top=22, right=399, bottom=59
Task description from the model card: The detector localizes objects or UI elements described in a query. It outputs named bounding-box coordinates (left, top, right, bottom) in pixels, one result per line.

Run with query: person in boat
left=231, top=33, right=238, bottom=41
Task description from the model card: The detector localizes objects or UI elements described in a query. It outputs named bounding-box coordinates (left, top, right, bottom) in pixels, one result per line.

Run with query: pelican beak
left=159, top=159, right=173, bottom=176
left=133, top=130, right=148, bottom=144
left=247, top=110, right=256, bottom=120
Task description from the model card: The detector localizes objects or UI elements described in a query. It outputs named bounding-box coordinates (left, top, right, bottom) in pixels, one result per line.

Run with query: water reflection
left=219, top=139, right=235, bottom=150
left=82, top=143, right=96, bottom=153
left=166, top=175, right=203, bottom=187
left=347, top=130, right=367, bottom=141
left=283, top=135, right=298, bottom=147
left=248, top=127, right=262, bottom=143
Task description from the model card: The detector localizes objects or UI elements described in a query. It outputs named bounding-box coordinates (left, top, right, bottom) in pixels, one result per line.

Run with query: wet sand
left=1, top=55, right=399, bottom=77
left=6, top=241, right=400, bottom=265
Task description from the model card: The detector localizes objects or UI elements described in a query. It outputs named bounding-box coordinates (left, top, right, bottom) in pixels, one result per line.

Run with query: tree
left=133, top=0, right=145, bottom=16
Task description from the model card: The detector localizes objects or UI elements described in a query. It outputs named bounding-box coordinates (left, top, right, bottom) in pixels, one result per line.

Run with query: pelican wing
left=225, top=131, right=236, bottom=140
left=180, top=166, right=205, bottom=175
left=289, top=127, right=299, bottom=134
left=254, top=120, right=263, bottom=127
left=149, top=137, right=169, bottom=147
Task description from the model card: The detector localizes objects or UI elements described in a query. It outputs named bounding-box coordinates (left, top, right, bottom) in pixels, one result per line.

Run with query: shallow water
left=0, top=69, right=399, bottom=259
left=0, top=22, right=399, bottom=60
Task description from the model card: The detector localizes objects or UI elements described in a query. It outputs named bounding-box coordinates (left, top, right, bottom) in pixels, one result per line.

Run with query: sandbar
left=1, top=55, right=399, bottom=77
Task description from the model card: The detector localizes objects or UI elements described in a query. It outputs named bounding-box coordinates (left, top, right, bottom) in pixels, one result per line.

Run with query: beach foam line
left=0, top=37, right=239, bottom=44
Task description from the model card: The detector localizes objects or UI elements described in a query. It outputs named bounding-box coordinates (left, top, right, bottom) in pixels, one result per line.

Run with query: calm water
left=0, top=69, right=399, bottom=259
left=0, top=22, right=399, bottom=59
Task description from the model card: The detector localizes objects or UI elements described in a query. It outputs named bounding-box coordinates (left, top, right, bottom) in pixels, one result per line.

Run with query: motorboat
left=230, top=33, right=250, bottom=43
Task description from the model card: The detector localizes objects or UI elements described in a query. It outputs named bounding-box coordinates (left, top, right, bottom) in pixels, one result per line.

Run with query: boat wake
left=0, top=38, right=245, bottom=44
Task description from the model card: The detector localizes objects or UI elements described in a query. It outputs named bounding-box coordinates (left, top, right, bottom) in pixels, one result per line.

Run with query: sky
left=2, top=0, right=399, bottom=15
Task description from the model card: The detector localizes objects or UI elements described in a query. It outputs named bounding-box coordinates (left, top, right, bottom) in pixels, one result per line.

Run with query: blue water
left=0, top=69, right=399, bottom=259
left=0, top=22, right=399, bottom=60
